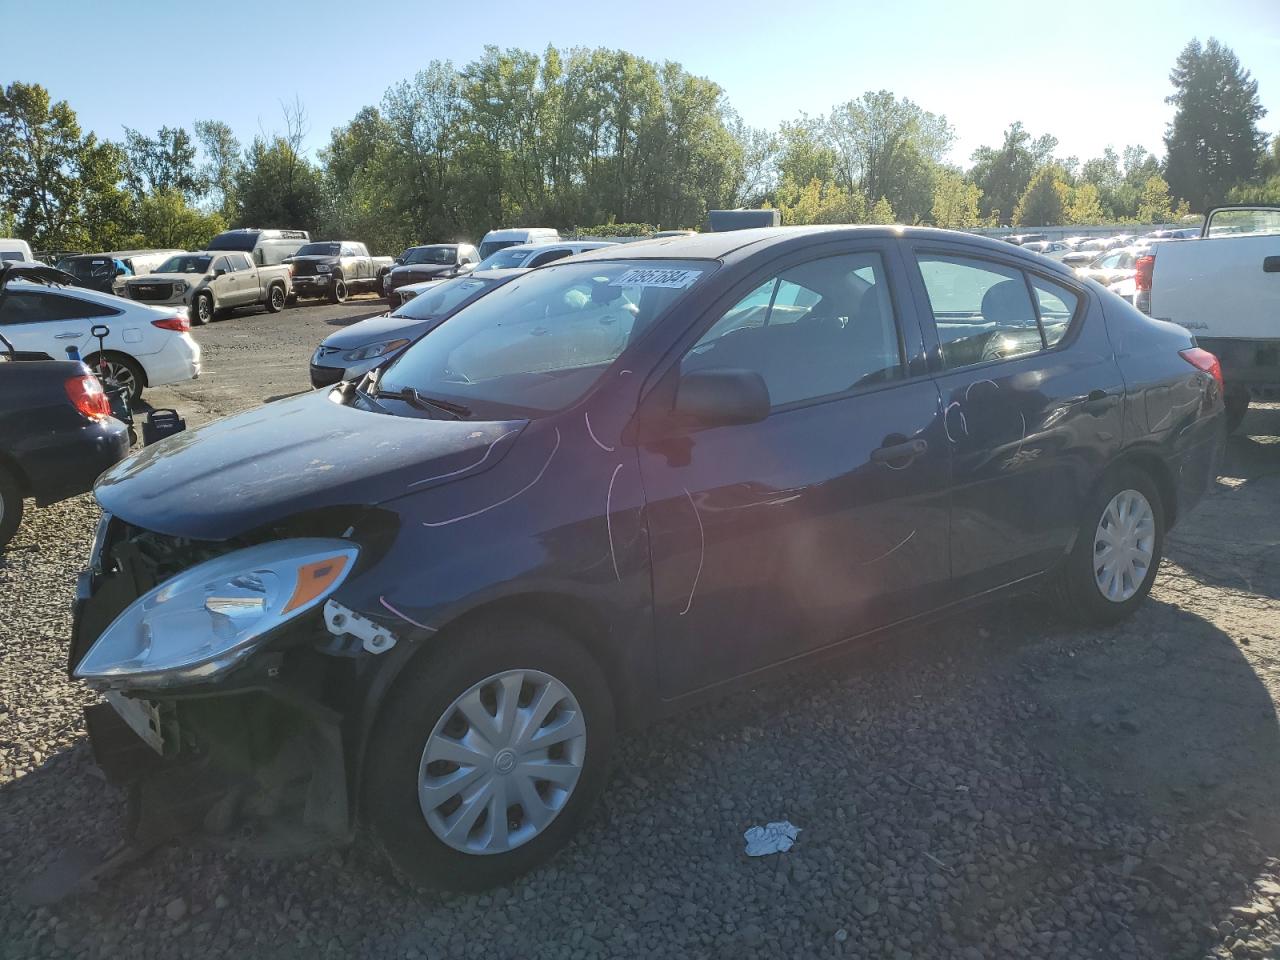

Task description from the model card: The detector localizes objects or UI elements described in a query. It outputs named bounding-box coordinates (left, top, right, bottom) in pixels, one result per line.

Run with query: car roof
left=568, top=225, right=1077, bottom=277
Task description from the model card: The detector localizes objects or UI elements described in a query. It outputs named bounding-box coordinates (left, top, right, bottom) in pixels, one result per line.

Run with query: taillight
left=1134, top=255, right=1154, bottom=292
left=65, top=374, right=112, bottom=420
left=152, top=315, right=189, bottom=333
left=1180, top=347, right=1224, bottom=392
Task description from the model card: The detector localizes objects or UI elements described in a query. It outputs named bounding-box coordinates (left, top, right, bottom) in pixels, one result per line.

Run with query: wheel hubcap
left=101, top=362, right=134, bottom=396
left=418, top=668, right=586, bottom=855
left=1093, top=489, right=1155, bottom=602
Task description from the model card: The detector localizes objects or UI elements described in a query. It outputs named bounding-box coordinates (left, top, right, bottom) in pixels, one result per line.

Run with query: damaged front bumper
left=68, top=515, right=401, bottom=852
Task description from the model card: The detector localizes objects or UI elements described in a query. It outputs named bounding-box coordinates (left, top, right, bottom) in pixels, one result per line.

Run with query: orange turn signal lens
left=282, top=555, right=351, bottom=613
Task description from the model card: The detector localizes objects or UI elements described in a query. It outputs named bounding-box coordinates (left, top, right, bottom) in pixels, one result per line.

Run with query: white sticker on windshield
left=610, top=268, right=702, bottom=289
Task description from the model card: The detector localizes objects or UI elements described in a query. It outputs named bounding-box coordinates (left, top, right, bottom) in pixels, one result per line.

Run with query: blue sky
left=6, top=0, right=1278, bottom=167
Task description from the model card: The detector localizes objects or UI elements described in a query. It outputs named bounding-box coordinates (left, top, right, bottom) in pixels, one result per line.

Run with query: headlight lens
left=316, top=263, right=332, bottom=274
left=173, top=280, right=187, bottom=293
left=342, top=338, right=411, bottom=362
left=75, top=538, right=359, bottom=690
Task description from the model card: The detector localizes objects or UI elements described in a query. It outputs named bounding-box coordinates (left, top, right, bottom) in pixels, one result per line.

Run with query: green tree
left=723, top=109, right=776, bottom=209
left=1164, top=38, right=1267, bottom=211
left=194, top=119, right=243, bottom=220
left=774, top=176, right=865, bottom=225
left=868, top=196, right=896, bottom=223
left=1012, top=167, right=1069, bottom=226
left=0, top=81, right=134, bottom=250
left=825, top=90, right=952, bottom=222
left=931, top=171, right=982, bottom=228
left=968, top=122, right=1058, bottom=224
left=122, top=125, right=205, bottom=201
left=235, top=100, right=324, bottom=233
left=775, top=114, right=839, bottom=191
left=1066, top=182, right=1105, bottom=225
left=135, top=188, right=225, bottom=249
left=1136, top=174, right=1174, bottom=223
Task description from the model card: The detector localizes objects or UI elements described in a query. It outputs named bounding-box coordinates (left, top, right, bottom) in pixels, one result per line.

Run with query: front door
left=905, top=245, right=1125, bottom=593
left=638, top=246, right=952, bottom=699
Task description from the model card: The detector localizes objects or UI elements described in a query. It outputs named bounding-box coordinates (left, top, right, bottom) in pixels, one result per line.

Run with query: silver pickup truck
left=286, top=241, right=394, bottom=303
left=123, top=251, right=292, bottom=325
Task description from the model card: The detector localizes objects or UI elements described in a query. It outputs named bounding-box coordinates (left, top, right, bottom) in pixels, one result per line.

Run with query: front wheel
left=0, top=465, right=24, bottom=549
left=363, top=617, right=614, bottom=892
left=329, top=277, right=348, bottom=304
left=1049, top=466, right=1164, bottom=625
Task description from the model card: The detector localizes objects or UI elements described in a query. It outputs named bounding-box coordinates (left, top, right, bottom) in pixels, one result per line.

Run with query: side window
left=226, top=254, right=245, bottom=272
left=0, top=291, right=118, bottom=323
left=1030, top=276, right=1078, bottom=348
left=212, top=257, right=229, bottom=274
left=917, top=255, right=1041, bottom=368
left=681, top=252, right=903, bottom=409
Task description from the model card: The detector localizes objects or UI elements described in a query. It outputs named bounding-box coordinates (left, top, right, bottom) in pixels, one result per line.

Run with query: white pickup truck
left=1137, top=205, right=1280, bottom=431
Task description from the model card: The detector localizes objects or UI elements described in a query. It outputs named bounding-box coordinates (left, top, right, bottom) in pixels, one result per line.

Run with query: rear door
left=639, top=243, right=952, bottom=698
left=0, top=288, right=122, bottom=359
left=903, top=243, right=1125, bottom=594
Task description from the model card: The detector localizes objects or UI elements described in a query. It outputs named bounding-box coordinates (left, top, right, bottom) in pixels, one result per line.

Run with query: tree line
left=1, top=38, right=1275, bottom=256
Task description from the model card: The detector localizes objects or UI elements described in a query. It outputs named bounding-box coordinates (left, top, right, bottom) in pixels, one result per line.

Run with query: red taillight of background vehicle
left=1179, top=347, right=1224, bottom=392
left=1134, top=255, right=1155, bottom=292
left=151, top=315, right=189, bottom=333
left=64, top=374, right=112, bottom=420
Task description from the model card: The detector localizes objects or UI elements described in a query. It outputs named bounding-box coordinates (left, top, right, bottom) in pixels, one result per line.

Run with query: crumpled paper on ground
left=743, top=821, right=801, bottom=856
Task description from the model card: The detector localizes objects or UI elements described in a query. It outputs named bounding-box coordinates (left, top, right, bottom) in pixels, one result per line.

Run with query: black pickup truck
left=286, top=241, right=394, bottom=303
left=0, top=266, right=131, bottom=547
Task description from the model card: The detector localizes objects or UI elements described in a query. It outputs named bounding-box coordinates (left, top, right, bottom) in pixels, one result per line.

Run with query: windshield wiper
left=378, top=385, right=471, bottom=419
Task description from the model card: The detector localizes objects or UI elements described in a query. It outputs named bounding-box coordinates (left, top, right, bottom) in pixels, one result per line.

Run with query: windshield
left=57, top=257, right=119, bottom=280
left=477, top=247, right=535, bottom=270
left=156, top=255, right=212, bottom=274
left=379, top=259, right=711, bottom=417
left=478, top=239, right=520, bottom=260
left=403, top=246, right=456, bottom=265
left=391, top=274, right=503, bottom=320
left=297, top=242, right=341, bottom=257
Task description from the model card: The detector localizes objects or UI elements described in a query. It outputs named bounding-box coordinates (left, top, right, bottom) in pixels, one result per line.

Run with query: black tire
left=191, top=292, right=213, bottom=326
left=1048, top=465, right=1165, bottom=626
left=1224, top=388, right=1250, bottom=435
left=329, top=277, right=348, bottom=304
left=0, top=464, right=24, bottom=549
left=363, top=616, right=615, bottom=892
left=265, top=283, right=286, bottom=313
left=85, top=352, right=146, bottom=404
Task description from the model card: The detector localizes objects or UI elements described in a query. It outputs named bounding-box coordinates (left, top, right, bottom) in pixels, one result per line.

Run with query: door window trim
left=905, top=242, right=1088, bottom=376
left=641, top=242, right=928, bottom=423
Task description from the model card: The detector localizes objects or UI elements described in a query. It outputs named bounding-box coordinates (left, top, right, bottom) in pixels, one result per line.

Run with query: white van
left=477, top=227, right=559, bottom=261
left=0, top=239, right=34, bottom=264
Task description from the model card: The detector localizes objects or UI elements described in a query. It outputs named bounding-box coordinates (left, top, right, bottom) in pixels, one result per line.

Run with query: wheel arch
left=0, top=449, right=32, bottom=497
left=83, top=349, right=149, bottom=388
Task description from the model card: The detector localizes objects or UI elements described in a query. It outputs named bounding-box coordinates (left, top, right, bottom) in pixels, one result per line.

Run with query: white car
left=0, top=277, right=201, bottom=401
left=474, top=240, right=618, bottom=271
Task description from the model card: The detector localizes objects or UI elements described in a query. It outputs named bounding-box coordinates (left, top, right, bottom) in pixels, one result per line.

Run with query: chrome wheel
left=418, top=668, right=586, bottom=856
left=1093, top=488, right=1155, bottom=602
left=96, top=358, right=140, bottom=401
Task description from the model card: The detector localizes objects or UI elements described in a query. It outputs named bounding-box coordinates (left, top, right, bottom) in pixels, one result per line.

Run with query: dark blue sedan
left=69, top=227, right=1224, bottom=890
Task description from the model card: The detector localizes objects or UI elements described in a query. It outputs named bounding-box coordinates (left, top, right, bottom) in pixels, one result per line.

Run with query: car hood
left=320, top=313, right=436, bottom=349
left=126, top=272, right=197, bottom=284
left=290, top=255, right=341, bottom=265
left=95, top=390, right=527, bottom=540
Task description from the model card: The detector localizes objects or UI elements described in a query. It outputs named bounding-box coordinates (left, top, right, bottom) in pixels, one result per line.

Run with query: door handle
left=1264, top=256, right=1280, bottom=273
left=1083, top=389, right=1119, bottom=413
left=54, top=332, right=82, bottom=339
left=871, top=438, right=928, bottom=463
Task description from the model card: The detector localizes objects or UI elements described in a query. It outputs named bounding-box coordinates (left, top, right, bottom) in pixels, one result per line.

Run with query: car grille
left=309, top=363, right=345, bottom=388
left=130, top=282, right=174, bottom=301
left=292, top=262, right=320, bottom=277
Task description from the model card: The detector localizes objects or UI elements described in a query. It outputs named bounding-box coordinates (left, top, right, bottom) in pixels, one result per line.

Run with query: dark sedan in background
left=383, top=243, right=480, bottom=304
left=69, top=227, right=1223, bottom=893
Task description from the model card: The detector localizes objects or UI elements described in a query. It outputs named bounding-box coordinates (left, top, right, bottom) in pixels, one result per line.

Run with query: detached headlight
left=342, top=338, right=410, bottom=362
left=75, top=538, right=359, bottom=690
left=316, top=263, right=332, bottom=274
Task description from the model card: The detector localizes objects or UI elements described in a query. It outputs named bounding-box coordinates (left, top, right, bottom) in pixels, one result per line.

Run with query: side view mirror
left=394, top=258, right=404, bottom=265
left=114, top=266, right=126, bottom=276
left=213, top=268, right=227, bottom=277
left=674, top=368, right=770, bottom=427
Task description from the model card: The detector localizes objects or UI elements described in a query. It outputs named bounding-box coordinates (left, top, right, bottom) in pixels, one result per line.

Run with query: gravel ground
left=2, top=300, right=1279, bottom=959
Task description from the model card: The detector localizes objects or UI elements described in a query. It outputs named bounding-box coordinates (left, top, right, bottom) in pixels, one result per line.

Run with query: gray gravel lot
left=2, top=298, right=1279, bottom=959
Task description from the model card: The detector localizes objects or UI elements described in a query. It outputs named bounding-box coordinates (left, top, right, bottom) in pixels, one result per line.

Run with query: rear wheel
left=0, top=465, right=24, bottom=549
left=85, top=352, right=145, bottom=403
left=1049, top=466, right=1164, bottom=625
left=1225, top=388, right=1250, bottom=434
left=265, top=283, right=286, bottom=313
left=329, top=277, right=348, bottom=304
left=363, top=616, right=614, bottom=892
